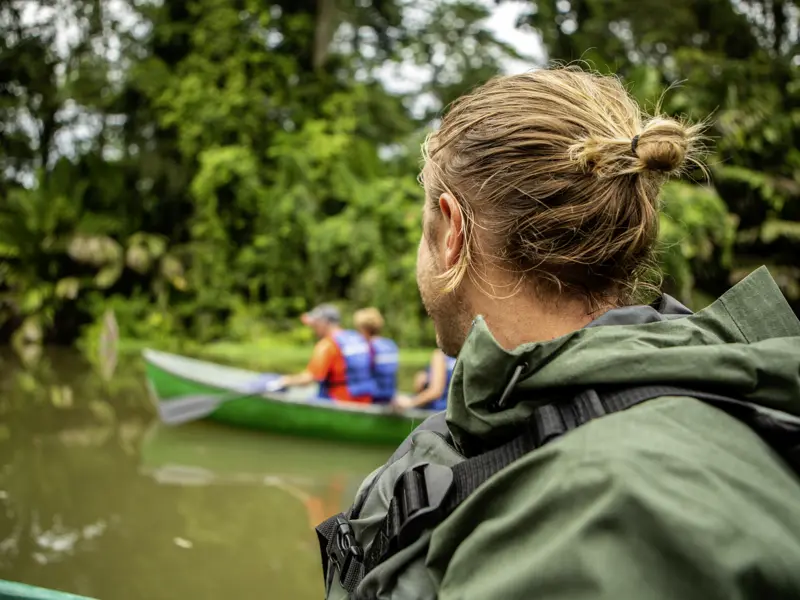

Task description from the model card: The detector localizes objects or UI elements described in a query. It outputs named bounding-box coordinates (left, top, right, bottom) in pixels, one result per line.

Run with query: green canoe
left=0, top=580, right=96, bottom=600
left=142, top=348, right=436, bottom=445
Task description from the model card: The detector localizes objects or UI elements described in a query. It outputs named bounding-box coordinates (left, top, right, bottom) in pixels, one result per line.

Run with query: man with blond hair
left=315, top=66, right=800, bottom=599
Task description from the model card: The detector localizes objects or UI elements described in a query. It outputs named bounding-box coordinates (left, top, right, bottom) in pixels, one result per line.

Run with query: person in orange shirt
left=274, top=304, right=375, bottom=403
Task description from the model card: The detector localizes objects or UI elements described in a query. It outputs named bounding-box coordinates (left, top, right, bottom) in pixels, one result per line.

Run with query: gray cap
left=302, top=303, right=341, bottom=324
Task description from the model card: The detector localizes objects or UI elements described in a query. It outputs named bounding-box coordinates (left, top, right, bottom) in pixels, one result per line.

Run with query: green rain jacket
left=323, top=266, right=800, bottom=600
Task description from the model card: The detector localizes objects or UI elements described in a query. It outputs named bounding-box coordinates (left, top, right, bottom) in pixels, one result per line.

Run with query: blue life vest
left=370, top=337, right=399, bottom=403
left=319, top=330, right=377, bottom=401
left=429, top=355, right=457, bottom=411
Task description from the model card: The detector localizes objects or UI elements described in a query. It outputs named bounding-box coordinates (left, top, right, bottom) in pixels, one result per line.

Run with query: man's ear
left=438, top=193, right=464, bottom=269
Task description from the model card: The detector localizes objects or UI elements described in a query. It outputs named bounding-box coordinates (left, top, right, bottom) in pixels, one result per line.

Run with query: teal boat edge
left=0, top=580, right=97, bottom=600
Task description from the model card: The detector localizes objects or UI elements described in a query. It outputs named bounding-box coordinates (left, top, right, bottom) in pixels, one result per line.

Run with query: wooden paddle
left=157, top=377, right=284, bottom=426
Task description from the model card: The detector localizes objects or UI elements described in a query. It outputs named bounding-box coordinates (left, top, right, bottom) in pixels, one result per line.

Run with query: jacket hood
left=446, top=266, right=800, bottom=450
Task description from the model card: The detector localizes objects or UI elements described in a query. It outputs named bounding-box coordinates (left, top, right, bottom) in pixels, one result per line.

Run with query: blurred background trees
left=1, top=0, right=798, bottom=349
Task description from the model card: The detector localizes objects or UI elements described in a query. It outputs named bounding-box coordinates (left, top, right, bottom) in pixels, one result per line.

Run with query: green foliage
left=523, top=0, right=800, bottom=310
left=2, top=0, right=797, bottom=355
left=0, top=0, right=512, bottom=348
left=659, top=182, right=737, bottom=304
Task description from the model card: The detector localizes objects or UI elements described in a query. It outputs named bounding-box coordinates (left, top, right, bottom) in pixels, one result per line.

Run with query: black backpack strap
left=318, top=392, right=608, bottom=594
left=316, top=410, right=452, bottom=594
left=316, top=513, right=365, bottom=592
left=350, top=411, right=451, bottom=521
left=318, top=385, right=800, bottom=596
left=358, top=391, right=614, bottom=576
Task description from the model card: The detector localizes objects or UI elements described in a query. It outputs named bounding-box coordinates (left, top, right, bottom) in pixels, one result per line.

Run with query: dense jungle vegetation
left=1, top=0, right=798, bottom=350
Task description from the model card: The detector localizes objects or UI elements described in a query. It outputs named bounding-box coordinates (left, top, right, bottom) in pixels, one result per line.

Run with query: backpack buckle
left=329, top=515, right=363, bottom=586
left=385, top=463, right=454, bottom=556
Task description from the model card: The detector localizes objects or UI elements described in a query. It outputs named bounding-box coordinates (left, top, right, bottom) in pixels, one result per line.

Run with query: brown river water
left=0, top=348, right=396, bottom=599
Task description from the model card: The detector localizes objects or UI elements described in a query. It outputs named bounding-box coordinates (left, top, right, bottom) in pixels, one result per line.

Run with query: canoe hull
left=143, top=349, right=434, bottom=446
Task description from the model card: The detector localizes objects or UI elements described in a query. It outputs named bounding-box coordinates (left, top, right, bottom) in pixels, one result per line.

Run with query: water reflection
left=0, top=349, right=389, bottom=599
left=140, top=421, right=386, bottom=528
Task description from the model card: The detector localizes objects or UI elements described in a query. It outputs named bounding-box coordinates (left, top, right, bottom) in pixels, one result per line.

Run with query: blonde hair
left=353, top=307, right=385, bottom=336
left=422, top=65, right=706, bottom=306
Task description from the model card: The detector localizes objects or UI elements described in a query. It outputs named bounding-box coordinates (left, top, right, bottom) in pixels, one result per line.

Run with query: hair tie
left=631, top=134, right=640, bottom=156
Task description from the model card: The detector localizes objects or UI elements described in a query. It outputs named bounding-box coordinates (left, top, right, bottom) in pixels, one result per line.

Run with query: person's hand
left=248, top=375, right=285, bottom=394
left=392, top=395, right=414, bottom=412
left=263, top=377, right=286, bottom=393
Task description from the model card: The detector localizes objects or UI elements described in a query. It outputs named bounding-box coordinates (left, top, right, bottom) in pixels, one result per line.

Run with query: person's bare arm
left=278, top=339, right=334, bottom=389
left=278, top=370, right=315, bottom=387
left=398, top=351, right=447, bottom=408
left=412, top=370, right=429, bottom=394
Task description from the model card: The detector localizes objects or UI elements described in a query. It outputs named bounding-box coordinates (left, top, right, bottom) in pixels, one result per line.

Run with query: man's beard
left=418, top=254, right=471, bottom=358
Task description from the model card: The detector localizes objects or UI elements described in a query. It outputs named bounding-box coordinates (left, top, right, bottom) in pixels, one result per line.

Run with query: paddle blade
left=157, top=393, right=232, bottom=426
left=150, top=373, right=275, bottom=426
